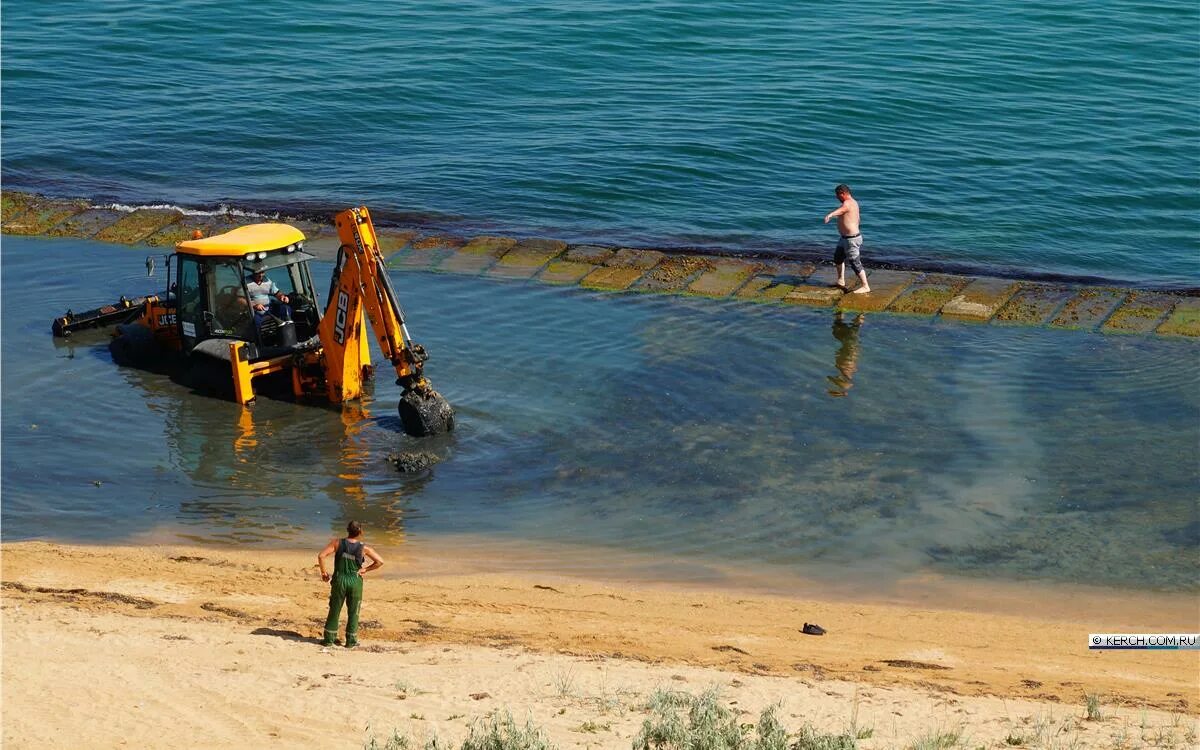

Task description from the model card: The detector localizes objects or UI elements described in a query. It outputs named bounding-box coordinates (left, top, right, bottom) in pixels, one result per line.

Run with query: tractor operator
left=246, top=266, right=292, bottom=328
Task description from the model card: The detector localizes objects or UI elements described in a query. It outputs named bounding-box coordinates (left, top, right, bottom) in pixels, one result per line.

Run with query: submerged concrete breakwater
left=4, top=191, right=1197, bottom=337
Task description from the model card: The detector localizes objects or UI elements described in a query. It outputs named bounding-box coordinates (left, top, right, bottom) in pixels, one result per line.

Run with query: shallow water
left=2, top=236, right=1197, bottom=591
left=2, top=1, right=1198, bottom=286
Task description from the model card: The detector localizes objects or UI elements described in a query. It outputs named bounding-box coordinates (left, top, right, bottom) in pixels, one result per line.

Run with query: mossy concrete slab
left=784, top=265, right=847, bottom=306
left=3, top=197, right=89, bottom=235
left=294, top=225, right=343, bottom=260
left=580, top=265, right=648, bottom=291
left=563, top=244, right=615, bottom=265
left=1102, top=293, right=1175, bottom=334
left=391, top=234, right=465, bottom=270
left=886, top=274, right=971, bottom=315
left=93, top=208, right=183, bottom=244
left=45, top=208, right=125, bottom=238
left=538, top=260, right=597, bottom=284
left=606, top=248, right=665, bottom=270
left=636, top=255, right=714, bottom=293
left=143, top=215, right=246, bottom=248
left=1157, top=298, right=1200, bottom=337
left=488, top=238, right=567, bottom=280
left=1050, top=288, right=1126, bottom=330
left=412, top=234, right=466, bottom=251
left=940, top=278, right=1020, bottom=321
left=1, top=191, right=39, bottom=224
left=390, top=247, right=457, bottom=270
left=439, top=235, right=516, bottom=274
left=836, top=270, right=917, bottom=312
left=734, top=261, right=815, bottom=302
left=376, top=229, right=417, bottom=255
left=993, top=284, right=1076, bottom=326
left=687, top=259, right=761, bottom=298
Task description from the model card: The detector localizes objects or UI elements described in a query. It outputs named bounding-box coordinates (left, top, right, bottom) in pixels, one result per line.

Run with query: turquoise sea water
left=3, top=1, right=1198, bottom=287
left=2, top=238, right=1197, bottom=591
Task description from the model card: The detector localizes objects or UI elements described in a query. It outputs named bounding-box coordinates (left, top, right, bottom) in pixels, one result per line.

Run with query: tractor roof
left=176, top=223, right=307, bottom=256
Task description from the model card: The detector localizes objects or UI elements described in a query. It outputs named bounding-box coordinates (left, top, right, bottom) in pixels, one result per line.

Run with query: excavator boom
left=319, top=206, right=454, bottom=436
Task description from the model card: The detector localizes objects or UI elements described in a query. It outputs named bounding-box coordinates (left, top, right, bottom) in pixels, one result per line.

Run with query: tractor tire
left=398, top=388, right=455, bottom=437
left=109, top=324, right=157, bottom=367
left=184, top=352, right=236, bottom=399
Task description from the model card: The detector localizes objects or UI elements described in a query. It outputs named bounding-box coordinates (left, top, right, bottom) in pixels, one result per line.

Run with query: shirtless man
left=823, top=184, right=870, bottom=293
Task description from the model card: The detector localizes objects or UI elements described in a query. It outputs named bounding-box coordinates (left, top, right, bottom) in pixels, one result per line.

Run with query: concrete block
left=784, top=265, right=847, bottom=306
left=2, top=197, right=88, bottom=235
left=563, top=244, right=615, bottom=265
left=941, top=278, right=1020, bottom=321
left=376, top=229, right=417, bottom=255
left=1050, top=288, right=1126, bottom=330
left=488, top=238, right=567, bottom=279
left=538, top=260, right=597, bottom=285
left=390, top=234, right=464, bottom=270
left=45, top=208, right=125, bottom=239
left=605, top=248, right=665, bottom=270
left=296, top=226, right=343, bottom=260
left=1156, top=298, right=1200, bottom=337
left=887, top=274, right=971, bottom=315
left=142, top=216, right=246, bottom=248
left=411, top=234, right=466, bottom=251
left=1102, top=293, right=1175, bottom=334
left=836, top=270, right=917, bottom=312
left=580, top=266, right=648, bottom=291
left=734, top=261, right=814, bottom=302
left=687, top=259, right=761, bottom=298
left=439, top=235, right=516, bottom=274
left=993, top=284, right=1077, bottom=326
left=1, top=191, right=39, bottom=224
left=636, top=255, right=714, bottom=293
left=89, top=208, right=180, bottom=244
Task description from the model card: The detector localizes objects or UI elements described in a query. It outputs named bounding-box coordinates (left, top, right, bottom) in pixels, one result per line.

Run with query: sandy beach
left=1, top=540, right=1196, bottom=749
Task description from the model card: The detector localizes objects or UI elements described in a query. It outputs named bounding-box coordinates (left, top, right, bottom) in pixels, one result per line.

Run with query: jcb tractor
left=51, top=206, right=454, bottom=437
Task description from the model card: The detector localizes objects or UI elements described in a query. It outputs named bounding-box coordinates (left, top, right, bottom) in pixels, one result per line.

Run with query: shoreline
left=2, top=540, right=1196, bottom=748
left=26, top=529, right=1200, bottom=626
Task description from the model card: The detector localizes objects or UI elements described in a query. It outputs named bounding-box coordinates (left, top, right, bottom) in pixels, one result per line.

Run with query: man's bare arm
left=824, top=205, right=848, bottom=223
left=317, top=538, right=338, bottom=581
left=359, top=546, right=385, bottom=576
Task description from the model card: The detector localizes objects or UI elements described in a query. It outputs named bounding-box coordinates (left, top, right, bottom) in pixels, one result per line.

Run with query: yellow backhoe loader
left=51, top=206, right=454, bottom=437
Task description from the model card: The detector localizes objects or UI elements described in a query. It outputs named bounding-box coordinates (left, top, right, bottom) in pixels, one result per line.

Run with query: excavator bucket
left=398, top=386, right=455, bottom=437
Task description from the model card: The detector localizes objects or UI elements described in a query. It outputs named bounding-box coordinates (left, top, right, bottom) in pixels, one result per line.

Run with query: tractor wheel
left=184, top=353, right=236, bottom=399
left=398, top=388, right=455, bottom=437
left=109, top=324, right=157, bottom=367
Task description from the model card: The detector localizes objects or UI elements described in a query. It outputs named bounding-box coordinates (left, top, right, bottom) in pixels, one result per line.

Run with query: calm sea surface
left=2, top=237, right=1197, bottom=592
left=2, top=1, right=1198, bottom=286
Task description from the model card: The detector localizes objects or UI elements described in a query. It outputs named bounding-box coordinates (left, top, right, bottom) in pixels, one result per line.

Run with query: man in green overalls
left=317, top=521, right=384, bottom=648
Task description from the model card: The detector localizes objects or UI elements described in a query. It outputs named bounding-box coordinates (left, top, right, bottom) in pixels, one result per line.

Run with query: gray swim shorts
left=834, top=234, right=864, bottom=274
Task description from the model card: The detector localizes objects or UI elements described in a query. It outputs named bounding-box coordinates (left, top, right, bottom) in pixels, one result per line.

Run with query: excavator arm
left=318, top=206, right=454, bottom=436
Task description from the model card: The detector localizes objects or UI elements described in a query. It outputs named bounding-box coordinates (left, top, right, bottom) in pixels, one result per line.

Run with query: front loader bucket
left=398, top=387, right=455, bottom=437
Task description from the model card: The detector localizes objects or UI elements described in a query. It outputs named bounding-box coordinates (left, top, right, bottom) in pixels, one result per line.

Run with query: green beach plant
left=635, top=687, right=844, bottom=750
left=460, top=710, right=554, bottom=750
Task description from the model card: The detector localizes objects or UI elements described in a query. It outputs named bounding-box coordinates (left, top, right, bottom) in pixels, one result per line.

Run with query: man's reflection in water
left=827, top=311, right=864, bottom=397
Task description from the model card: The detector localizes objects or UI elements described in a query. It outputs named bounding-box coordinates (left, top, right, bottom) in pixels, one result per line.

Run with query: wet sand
left=2, top=540, right=1196, bottom=748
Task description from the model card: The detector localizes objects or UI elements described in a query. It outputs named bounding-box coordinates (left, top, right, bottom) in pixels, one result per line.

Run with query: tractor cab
left=172, top=224, right=322, bottom=358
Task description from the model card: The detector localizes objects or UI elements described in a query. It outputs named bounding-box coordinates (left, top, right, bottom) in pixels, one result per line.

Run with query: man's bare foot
left=833, top=280, right=846, bottom=289
left=851, top=286, right=871, bottom=294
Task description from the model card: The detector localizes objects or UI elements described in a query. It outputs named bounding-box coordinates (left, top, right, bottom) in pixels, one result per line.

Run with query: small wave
left=91, top=202, right=281, bottom=220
